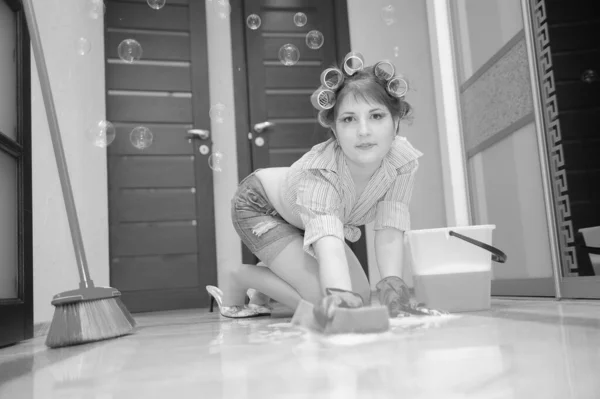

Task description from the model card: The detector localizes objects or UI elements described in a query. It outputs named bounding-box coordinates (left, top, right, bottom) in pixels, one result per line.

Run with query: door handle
left=253, top=121, right=275, bottom=133
left=187, top=129, right=210, bottom=140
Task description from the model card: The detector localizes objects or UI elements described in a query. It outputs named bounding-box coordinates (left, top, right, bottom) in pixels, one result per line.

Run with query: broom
left=21, top=0, right=136, bottom=348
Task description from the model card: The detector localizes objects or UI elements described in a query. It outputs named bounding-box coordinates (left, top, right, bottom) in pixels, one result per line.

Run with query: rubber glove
left=376, top=276, right=448, bottom=317
left=313, top=288, right=364, bottom=329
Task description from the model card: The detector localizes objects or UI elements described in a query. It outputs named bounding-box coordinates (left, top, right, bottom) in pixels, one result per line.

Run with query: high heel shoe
left=206, top=285, right=262, bottom=318
left=246, top=288, right=272, bottom=316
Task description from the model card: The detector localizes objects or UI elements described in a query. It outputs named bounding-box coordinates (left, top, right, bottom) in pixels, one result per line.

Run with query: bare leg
left=266, top=236, right=371, bottom=306
left=220, top=238, right=370, bottom=309
left=221, top=263, right=302, bottom=309
left=234, top=264, right=302, bottom=309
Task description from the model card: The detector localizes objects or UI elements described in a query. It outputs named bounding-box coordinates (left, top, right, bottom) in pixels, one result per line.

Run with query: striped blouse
left=282, top=136, right=423, bottom=257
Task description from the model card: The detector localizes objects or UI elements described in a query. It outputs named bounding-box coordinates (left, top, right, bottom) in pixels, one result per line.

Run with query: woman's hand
left=376, top=276, right=448, bottom=317
left=313, top=288, right=364, bottom=329
left=394, top=301, right=448, bottom=317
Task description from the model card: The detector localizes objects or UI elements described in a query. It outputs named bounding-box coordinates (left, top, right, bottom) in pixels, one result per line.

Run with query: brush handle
left=23, top=0, right=93, bottom=288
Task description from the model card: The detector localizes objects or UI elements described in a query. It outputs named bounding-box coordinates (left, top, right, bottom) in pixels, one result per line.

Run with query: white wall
left=453, top=0, right=523, bottom=82
left=31, top=0, right=109, bottom=324
left=469, top=123, right=553, bottom=279
left=204, top=3, right=241, bottom=287
left=347, top=0, right=447, bottom=288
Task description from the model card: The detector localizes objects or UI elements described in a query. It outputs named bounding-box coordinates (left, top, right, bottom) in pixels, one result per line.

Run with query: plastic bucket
left=405, top=225, right=506, bottom=313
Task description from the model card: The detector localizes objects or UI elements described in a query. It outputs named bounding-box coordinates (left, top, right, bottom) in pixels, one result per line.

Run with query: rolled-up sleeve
left=374, top=160, right=419, bottom=231
left=296, top=170, right=345, bottom=257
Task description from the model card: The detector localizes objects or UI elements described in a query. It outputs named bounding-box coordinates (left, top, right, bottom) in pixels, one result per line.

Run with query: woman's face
left=333, top=94, right=397, bottom=171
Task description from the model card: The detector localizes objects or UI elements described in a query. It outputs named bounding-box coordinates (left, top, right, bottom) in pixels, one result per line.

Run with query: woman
left=207, top=53, right=444, bottom=325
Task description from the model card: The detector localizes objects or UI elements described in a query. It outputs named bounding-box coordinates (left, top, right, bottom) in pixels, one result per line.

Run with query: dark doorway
left=0, top=0, right=33, bottom=347
left=543, top=0, right=600, bottom=277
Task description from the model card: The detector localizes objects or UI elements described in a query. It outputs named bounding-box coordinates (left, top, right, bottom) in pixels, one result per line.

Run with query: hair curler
left=386, top=76, right=409, bottom=98
left=317, top=111, right=329, bottom=128
left=343, top=51, right=365, bottom=76
left=373, top=60, right=395, bottom=81
left=310, top=86, right=336, bottom=110
left=320, top=68, right=344, bottom=90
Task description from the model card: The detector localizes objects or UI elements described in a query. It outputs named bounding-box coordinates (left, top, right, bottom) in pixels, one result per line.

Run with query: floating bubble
left=76, top=38, right=91, bottom=55
left=581, top=69, right=598, bottom=84
left=87, top=120, right=116, bottom=148
left=214, top=0, right=231, bottom=19
left=381, top=5, right=395, bottom=25
left=278, top=44, right=300, bottom=66
left=118, top=39, right=143, bottom=63
left=246, top=14, right=261, bottom=30
left=305, top=30, right=324, bottom=50
left=147, top=0, right=166, bottom=10
left=88, top=0, right=105, bottom=19
left=130, top=126, right=154, bottom=150
left=208, top=150, right=224, bottom=172
left=209, top=103, right=226, bottom=123
left=393, top=46, right=400, bottom=58
left=293, top=12, right=307, bottom=27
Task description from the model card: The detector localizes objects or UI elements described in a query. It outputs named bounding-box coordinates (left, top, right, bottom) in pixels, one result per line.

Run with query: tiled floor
left=1, top=298, right=600, bottom=399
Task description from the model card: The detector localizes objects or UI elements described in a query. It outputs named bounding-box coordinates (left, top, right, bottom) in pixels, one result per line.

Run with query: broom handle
left=23, top=0, right=94, bottom=288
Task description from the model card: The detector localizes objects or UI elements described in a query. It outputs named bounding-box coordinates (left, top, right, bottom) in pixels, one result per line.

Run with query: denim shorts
left=231, top=171, right=304, bottom=265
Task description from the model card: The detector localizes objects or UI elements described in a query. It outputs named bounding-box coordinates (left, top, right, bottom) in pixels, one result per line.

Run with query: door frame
left=0, top=0, right=33, bottom=346
left=229, top=0, right=369, bottom=276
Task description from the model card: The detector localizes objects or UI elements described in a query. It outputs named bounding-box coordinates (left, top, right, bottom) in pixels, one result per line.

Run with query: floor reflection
left=1, top=299, right=600, bottom=398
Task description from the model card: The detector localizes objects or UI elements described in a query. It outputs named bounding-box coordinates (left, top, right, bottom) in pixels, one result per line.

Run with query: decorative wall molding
left=460, top=30, right=526, bottom=93
left=530, top=0, right=577, bottom=276
left=461, top=37, right=534, bottom=155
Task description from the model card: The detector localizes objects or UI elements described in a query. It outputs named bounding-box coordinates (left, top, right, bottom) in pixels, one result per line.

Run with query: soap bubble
left=381, top=5, right=395, bottom=26
left=581, top=69, right=598, bottom=84
left=130, top=126, right=154, bottom=150
left=293, top=12, right=307, bottom=27
left=209, top=103, right=226, bottom=123
left=393, top=46, right=400, bottom=57
left=118, top=39, right=143, bottom=63
left=88, top=0, right=105, bottom=19
left=208, top=150, right=224, bottom=172
left=278, top=44, right=300, bottom=66
left=214, top=0, right=231, bottom=19
left=246, top=14, right=261, bottom=30
left=147, top=0, right=166, bottom=10
left=76, top=38, right=91, bottom=55
left=87, top=120, right=116, bottom=148
left=305, top=30, right=324, bottom=50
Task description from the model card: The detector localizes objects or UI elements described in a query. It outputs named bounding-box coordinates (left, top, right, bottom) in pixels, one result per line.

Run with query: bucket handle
left=448, top=231, right=507, bottom=263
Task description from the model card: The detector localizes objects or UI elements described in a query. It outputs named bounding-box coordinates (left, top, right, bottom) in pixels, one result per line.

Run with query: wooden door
left=243, top=0, right=340, bottom=169
left=233, top=0, right=369, bottom=271
left=105, top=0, right=216, bottom=312
left=0, top=0, right=33, bottom=347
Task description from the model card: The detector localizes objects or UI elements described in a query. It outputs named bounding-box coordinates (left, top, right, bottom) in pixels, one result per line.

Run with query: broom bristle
left=46, top=297, right=136, bottom=348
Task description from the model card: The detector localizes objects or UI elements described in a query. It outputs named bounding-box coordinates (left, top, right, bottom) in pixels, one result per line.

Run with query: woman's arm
left=374, top=227, right=405, bottom=279
left=313, top=236, right=352, bottom=294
